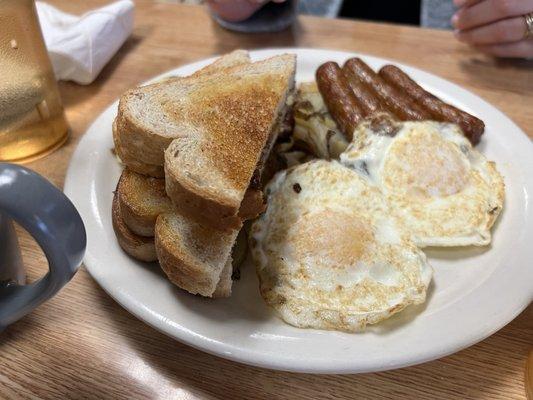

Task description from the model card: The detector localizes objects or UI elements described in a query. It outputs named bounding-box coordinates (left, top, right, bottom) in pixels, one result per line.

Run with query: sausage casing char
left=342, top=66, right=385, bottom=117
left=343, top=58, right=431, bottom=122
left=379, top=65, right=484, bottom=145
left=316, top=62, right=364, bottom=140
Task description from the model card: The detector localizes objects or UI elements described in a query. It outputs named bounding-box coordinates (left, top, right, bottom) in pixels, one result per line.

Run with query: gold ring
left=525, top=12, right=533, bottom=39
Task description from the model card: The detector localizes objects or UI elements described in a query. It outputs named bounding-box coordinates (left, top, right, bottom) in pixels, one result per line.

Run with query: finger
left=452, top=0, right=533, bottom=30
left=473, top=39, right=533, bottom=57
left=455, top=17, right=528, bottom=44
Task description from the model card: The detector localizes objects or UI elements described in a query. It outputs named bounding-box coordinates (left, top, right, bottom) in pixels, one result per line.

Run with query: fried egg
left=340, top=117, right=504, bottom=247
left=251, top=160, right=432, bottom=332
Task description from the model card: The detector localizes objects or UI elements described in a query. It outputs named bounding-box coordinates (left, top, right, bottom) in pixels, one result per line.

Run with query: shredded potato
left=275, top=82, right=348, bottom=165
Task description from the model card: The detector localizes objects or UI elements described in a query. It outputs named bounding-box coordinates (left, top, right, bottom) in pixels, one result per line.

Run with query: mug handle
left=0, top=163, right=86, bottom=329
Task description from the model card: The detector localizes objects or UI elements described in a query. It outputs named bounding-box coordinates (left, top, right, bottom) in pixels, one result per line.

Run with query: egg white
left=251, top=160, right=432, bottom=332
left=340, top=119, right=505, bottom=247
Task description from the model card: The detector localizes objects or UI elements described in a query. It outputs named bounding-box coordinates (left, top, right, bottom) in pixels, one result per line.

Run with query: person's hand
left=206, top=0, right=287, bottom=23
left=452, top=0, right=533, bottom=58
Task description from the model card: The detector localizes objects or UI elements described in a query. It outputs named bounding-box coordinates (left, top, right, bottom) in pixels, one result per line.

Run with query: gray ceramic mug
left=0, top=163, right=86, bottom=329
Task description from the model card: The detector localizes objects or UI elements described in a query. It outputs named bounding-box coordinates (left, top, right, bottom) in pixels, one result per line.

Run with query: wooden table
left=2, top=2, right=532, bottom=399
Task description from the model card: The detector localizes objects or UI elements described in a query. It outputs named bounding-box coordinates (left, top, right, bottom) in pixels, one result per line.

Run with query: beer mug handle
left=0, top=163, right=86, bottom=329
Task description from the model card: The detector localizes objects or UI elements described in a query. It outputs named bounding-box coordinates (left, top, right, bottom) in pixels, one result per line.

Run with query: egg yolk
left=290, top=209, right=374, bottom=266
left=382, top=126, right=470, bottom=198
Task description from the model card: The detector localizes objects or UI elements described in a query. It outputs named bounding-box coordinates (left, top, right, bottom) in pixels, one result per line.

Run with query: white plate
left=64, top=48, right=533, bottom=374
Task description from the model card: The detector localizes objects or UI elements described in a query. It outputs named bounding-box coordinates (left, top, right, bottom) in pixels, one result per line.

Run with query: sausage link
left=343, top=58, right=431, bottom=121
left=316, top=62, right=364, bottom=140
left=379, top=65, right=484, bottom=145
left=342, top=65, right=385, bottom=117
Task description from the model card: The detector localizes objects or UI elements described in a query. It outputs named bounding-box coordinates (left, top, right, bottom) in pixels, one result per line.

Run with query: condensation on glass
left=0, top=0, right=69, bottom=162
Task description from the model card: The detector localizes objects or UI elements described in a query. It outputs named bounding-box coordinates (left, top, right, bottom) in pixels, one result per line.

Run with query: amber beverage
left=0, top=0, right=68, bottom=163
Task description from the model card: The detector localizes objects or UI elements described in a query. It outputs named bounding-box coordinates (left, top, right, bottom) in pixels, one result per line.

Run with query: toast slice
left=116, top=169, right=173, bottom=236
left=211, top=258, right=233, bottom=298
left=114, top=168, right=241, bottom=297
left=111, top=189, right=158, bottom=262
left=112, top=190, right=235, bottom=297
left=111, top=51, right=294, bottom=296
left=189, top=49, right=250, bottom=77
left=154, top=212, right=238, bottom=297
left=164, top=54, right=296, bottom=230
left=113, top=120, right=165, bottom=177
left=113, top=50, right=251, bottom=173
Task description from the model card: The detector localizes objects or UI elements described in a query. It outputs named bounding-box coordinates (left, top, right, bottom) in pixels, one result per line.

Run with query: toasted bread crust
left=238, top=188, right=266, bottom=220
left=155, top=227, right=214, bottom=296
left=111, top=51, right=296, bottom=297
left=113, top=120, right=165, bottom=177
left=164, top=54, right=296, bottom=230
left=154, top=213, right=237, bottom=296
left=115, top=105, right=173, bottom=166
left=117, top=169, right=173, bottom=236
left=211, top=258, right=233, bottom=298
left=112, top=190, right=158, bottom=262
left=112, top=169, right=236, bottom=298
left=239, top=90, right=296, bottom=220
left=191, top=49, right=249, bottom=77
left=164, top=161, right=243, bottom=231
left=117, top=153, right=165, bottom=178
left=113, top=50, right=252, bottom=170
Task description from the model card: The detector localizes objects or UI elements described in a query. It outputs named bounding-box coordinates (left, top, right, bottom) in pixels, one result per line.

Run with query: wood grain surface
left=1, top=2, right=532, bottom=399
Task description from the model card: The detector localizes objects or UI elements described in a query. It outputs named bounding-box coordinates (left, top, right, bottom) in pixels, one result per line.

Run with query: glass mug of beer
left=0, top=0, right=69, bottom=162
